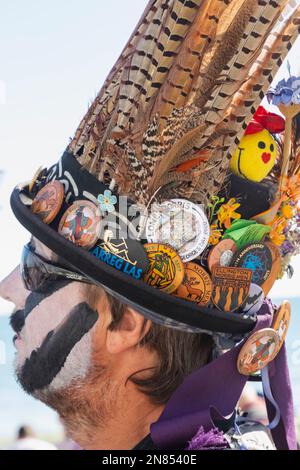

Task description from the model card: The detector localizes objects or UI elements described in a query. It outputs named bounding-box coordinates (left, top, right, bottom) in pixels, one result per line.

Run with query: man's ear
left=105, top=307, right=152, bottom=354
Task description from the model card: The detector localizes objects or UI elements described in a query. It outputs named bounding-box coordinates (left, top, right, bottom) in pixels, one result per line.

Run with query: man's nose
left=0, top=266, right=29, bottom=308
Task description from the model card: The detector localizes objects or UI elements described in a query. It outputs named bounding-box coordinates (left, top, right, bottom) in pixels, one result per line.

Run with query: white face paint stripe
left=16, top=283, right=90, bottom=369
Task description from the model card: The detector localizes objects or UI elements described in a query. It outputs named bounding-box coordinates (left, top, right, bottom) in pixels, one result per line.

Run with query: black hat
left=10, top=0, right=300, bottom=335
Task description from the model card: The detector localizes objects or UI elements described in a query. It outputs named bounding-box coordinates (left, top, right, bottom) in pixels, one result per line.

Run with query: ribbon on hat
left=245, top=106, right=285, bottom=135
left=150, top=299, right=297, bottom=450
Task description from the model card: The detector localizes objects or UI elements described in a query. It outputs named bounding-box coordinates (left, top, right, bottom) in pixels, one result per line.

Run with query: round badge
left=241, top=283, right=265, bottom=315
left=232, top=243, right=273, bottom=289
left=143, top=243, right=185, bottom=294
left=272, top=301, right=291, bottom=353
left=212, top=266, right=252, bottom=312
left=146, top=199, right=210, bottom=262
left=59, top=200, right=102, bottom=249
left=32, top=181, right=65, bottom=224
left=208, top=239, right=237, bottom=273
left=175, top=262, right=212, bottom=306
left=237, top=328, right=280, bottom=376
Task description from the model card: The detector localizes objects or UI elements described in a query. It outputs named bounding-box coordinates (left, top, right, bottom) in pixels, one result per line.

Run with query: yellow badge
left=143, top=244, right=185, bottom=294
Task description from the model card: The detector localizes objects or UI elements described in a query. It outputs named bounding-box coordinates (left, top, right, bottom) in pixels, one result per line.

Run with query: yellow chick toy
left=230, top=106, right=285, bottom=183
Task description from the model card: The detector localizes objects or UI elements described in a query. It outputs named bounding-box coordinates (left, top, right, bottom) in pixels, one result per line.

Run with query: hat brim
left=11, top=188, right=256, bottom=335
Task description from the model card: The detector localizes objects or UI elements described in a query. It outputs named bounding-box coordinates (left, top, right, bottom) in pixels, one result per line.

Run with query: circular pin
left=143, top=243, right=185, bottom=294
left=208, top=239, right=237, bottom=273
left=175, top=262, right=212, bottom=306
left=232, top=243, right=273, bottom=290
left=32, top=181, right=65, bottom=224
left=59, top=200, right=102, bottom=249
left=212, top=266, right=252, bottom=312
left=237, top=328, right=280, bottom=376
left=242, top=283, right=265, bottom=315
left=146, top=199, right=210, bottom=263
left=272, top=301, right=291, bottom=353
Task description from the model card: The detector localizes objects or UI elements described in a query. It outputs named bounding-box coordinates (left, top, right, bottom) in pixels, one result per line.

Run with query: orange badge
left=32, top=181, right=65, bottom=224
left=272, top=301, right=291, bottom=354
left=59, top=200, right=102, bottom=249
left=208, top=239, right=237, bottom=273
left=212, top=266, right=252, bottom=312
left=175, top=262, right=212, bottom=306
left=143, top=244, right=185, bottom=294
left=237, top=328, right=280, bottom=376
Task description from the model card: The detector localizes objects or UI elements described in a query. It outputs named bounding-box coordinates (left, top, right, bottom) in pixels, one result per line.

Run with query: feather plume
left=68, top=0, right=300, bottom=208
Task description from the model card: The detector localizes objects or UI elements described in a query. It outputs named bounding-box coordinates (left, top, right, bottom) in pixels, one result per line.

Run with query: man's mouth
left=262, top=152, right=271, bottom=164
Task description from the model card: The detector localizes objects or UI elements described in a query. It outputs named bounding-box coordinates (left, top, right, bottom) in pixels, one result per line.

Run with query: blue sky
left=0, top=0, right=300, bottom=315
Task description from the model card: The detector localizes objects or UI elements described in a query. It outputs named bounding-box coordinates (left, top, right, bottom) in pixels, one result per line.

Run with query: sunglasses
left=21, top=243, right=93, bottom=293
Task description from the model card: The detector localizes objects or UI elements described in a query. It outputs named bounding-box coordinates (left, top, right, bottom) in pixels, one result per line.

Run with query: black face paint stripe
left=10, top=310, right=25, bottom=334
left=24, top=280, right=73, bottom=320
left=19, top=303, right=99, bottom=394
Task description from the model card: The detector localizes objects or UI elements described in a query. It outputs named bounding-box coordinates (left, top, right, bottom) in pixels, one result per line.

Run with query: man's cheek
left=22, top=283, right=90, bottom=359
left=18, top=303, right=99, bottom=394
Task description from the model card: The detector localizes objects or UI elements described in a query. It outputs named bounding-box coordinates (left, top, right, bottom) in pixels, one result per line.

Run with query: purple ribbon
left=150, top=300, right=297, bottom=450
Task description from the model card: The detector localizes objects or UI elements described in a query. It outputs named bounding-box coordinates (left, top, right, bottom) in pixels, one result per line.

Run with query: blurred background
left=0, top=0, right=299, bottom=449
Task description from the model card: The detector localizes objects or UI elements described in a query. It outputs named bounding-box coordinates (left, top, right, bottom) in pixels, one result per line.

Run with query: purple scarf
left=151, top=301, right=297, bottom=450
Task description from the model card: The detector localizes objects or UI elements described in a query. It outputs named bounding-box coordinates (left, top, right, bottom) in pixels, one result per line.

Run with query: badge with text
left=143, top=243, right=185, bottom=294
left=232, top=243, right=273, bottom=290
left=212, top=266, right=252, bottom=312
left=146, top=199, right=210, bottom=263
left=272, top=301, right=291, bottom=354
left=91, top=237, right=149, bottom=280
left=59, top=200, right=102, bottom=249
left=32, top=181, right=65, bottom=224
left=237, top=328, right=280, bottom=376
left=175, top=262, right=212, bottom=306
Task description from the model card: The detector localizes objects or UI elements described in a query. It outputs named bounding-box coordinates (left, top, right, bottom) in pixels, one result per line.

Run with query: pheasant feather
left=67, top=0, right=300, bottom=208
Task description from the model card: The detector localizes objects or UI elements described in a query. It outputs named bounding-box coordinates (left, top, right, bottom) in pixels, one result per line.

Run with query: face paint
left=14, top=281, right=100, bottom=387
left=10, top=310, right=25, bottom=335
left=23, top=279, right=72, bottom=320
left=17, top=302, right=98, bottom=394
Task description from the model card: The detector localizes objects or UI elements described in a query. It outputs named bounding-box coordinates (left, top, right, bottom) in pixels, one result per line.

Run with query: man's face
left=0, top=238, right=102, bottom=400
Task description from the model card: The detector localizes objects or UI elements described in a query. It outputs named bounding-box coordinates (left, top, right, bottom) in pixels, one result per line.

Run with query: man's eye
left=258, top=141, right=266, bottom=149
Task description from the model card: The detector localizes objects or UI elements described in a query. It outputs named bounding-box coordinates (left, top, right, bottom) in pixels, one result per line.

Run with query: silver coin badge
left=146, top=199, right=210, bottom=262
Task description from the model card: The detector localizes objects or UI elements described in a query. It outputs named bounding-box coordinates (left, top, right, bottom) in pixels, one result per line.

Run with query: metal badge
left=143, top=243, right=185, bottom=294
left=146, top=199, right=210, bottom=263
left=59, top=200, right=102, bottom=249
left=208, top=239, right=237, bottom=273
left=31, top=181, right=65, bottom=224
left=212, top=266, right=252, bottom=312
left=237, top=328, right=280, bottom=376
left=232, top=243, right=273, bottom=290
left=175, top=262, right=212, bottom=306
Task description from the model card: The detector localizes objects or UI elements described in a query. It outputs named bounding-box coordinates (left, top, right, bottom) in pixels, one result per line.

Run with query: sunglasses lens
left=21, top=246, right=52, bottom=292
